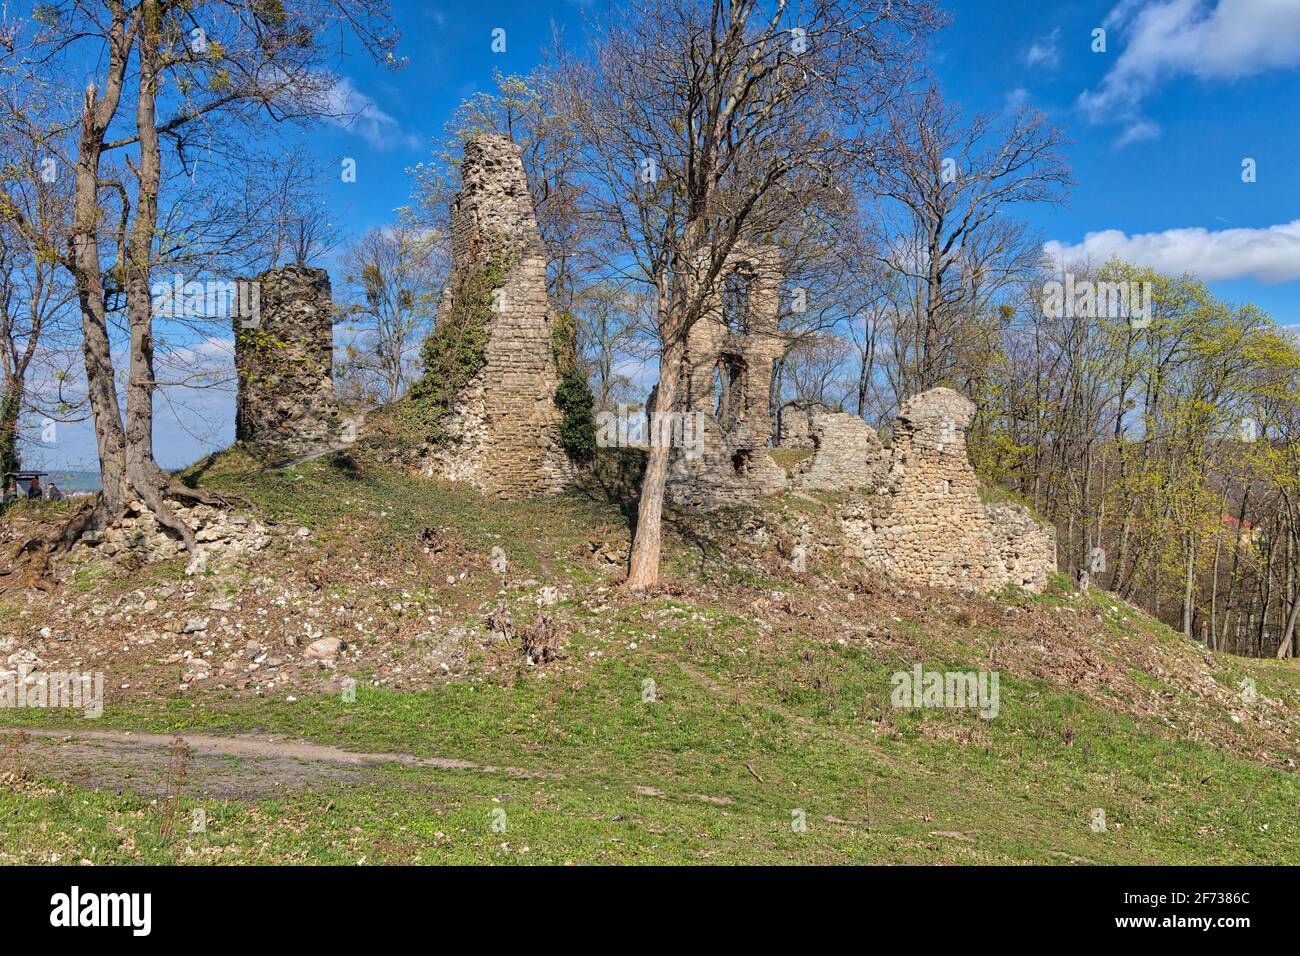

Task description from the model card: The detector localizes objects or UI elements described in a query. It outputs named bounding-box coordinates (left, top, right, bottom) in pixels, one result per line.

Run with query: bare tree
left=0, top=135, right=76, bottom=475
left=568, top=0, right=939, bottom=589
left=338, top=224, right=446, bottom=405
left=872, top=85, right=1071, bottom=400
left=571, top=279, right=650, bottom=411
left=0, top=0, right=399, bottom=582
left=255, top=143, right=344, bottom=270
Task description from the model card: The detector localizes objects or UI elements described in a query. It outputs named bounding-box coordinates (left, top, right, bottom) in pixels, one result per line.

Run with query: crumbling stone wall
left=778, top=399, right=829, bottom=448
left=839, top=388, right=1057, bottom=592
left=424, top=134, right=574, bottom=498
left=792, top=409, right=887, bottom=492
left=667, top=243, right=787, bottom=509
left=234, top=265, right=339, bottom=462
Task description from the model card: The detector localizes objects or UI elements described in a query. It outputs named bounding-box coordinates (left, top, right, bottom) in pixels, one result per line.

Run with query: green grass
left=2, top=447, right=1297, bottom=865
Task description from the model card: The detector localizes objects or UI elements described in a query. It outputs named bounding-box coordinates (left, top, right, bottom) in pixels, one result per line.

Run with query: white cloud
left=1115, top=119, right=1161, bottom=146
left=1044, top=220, right=1300, bottom=283
left=1080, top=0, right=1300, bottom=129
left=1025, top=28, right=1061, bottom=68
left=324, top=76, right=422, bottom=151
left=1004, top=87, right=1031, bottom=110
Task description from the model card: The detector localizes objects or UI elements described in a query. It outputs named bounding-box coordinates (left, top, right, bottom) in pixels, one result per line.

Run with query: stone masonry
left=666, top=243, right=788, bottom=509
left=792, top=409, right=888, bottom=492
left=234, top=264, right=339, bottom=463
left=778, top=398, right=829, bottom=448
left=839, top=388, right=1057, bottom=592
left=425, top=134, right=574, bottom=498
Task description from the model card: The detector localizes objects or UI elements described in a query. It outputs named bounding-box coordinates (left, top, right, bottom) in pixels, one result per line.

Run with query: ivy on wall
left=551, top=309, right=596, bottom=463
left=403, top=251, right=509, bottom=442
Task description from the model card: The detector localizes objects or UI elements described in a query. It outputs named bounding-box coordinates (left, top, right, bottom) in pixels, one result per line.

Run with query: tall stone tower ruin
left=233, top=264, right=339, bottom=463
left=666, top=243, right=788, bottom=508
left=424, top=134, right=574, bottom=498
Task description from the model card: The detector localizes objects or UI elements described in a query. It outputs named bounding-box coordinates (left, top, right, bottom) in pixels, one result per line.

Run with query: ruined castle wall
left=778, top=399, right=828, bottom=448
left=233, top=265, right=339, bottom=462
left=839, top=388, right=1057, bottom=592
left=792, top=410, right=888, bottom=492
left=667, top=243, right=787, bottom=509
left=425, top=135, right=574, bottom=498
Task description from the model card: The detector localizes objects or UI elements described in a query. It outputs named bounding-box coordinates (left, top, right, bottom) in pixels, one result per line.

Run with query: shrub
left=551, top=310, right=596, bottom=463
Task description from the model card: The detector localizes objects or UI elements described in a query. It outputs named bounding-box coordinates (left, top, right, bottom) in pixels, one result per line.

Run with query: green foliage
left=4, top=444, right=1300, bottom=864
left=551, top=310, right=597, bottom=463
left=403, top=252, right=508, bottom=444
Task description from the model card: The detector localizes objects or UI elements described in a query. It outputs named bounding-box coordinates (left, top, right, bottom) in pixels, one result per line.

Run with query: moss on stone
left=404, top=251, right=509, bottom=444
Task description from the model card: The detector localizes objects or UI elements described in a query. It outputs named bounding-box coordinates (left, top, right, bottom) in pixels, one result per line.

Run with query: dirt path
left=5, top=728, right=737, bottom=808
left=5, top=727, right=561, bottom=801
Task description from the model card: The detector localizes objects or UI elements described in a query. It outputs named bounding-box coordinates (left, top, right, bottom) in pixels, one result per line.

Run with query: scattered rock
left=305, top=637, right=344, bottom=661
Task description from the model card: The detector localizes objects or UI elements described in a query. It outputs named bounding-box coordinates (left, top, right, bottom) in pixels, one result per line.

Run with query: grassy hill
left=0, top=448, right=1297, bottom=865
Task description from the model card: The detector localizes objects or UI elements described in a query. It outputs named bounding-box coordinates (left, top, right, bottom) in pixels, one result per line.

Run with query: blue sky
left=31, top=0, right=1300, bottom=471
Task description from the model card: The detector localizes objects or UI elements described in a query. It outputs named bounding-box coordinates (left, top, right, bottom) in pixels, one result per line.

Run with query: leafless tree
left=567, top=0, right=940, bottom=589
left=338, top=223, right=446, bottom=405
left=0, top=135, right=77, bottom=475
left=871, top=85, right=1070, bottom=400
left=0, top=0, right=399, bottom=583
left=255, top=143, right=344, bottom=270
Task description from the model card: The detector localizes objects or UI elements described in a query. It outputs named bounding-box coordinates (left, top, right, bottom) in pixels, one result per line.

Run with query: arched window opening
left=722, top=270, right=752, bottom=336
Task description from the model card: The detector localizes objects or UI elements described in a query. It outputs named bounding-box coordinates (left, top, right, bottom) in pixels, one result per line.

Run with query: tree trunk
left=121, top=1, right=196, bottom=550
left=0, top=383, right=22, bottom=476
left=625, top=273, right=681, bottom=591
left=70, top=29, right=133, bottom=527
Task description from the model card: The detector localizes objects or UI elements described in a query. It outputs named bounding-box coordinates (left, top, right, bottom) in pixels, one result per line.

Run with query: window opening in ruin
left=715, top=355, right=746, bottom=430
left=722, top=270, right=752, bottom=336
left=731, top=450, right=751, bottom=476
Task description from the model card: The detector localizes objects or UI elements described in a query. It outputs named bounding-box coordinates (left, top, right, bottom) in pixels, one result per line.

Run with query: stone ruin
left=233, top=264, right=340, bottom=463
left=790, top=409, right=889, bottom=493
left=662, top=247, right=888, bottom=504
left=777, top=398, right=829, bottom=448
left=218, top=148, right=1055, bottom=594
left=421, top=134, right=575, bottom=499
left=840, top=388, right=1057, bottom=592
left=666, top=244, right=788, bottom=508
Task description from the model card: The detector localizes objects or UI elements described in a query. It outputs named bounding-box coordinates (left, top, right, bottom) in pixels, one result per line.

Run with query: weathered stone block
left=233, top=264, right=339, bottom=462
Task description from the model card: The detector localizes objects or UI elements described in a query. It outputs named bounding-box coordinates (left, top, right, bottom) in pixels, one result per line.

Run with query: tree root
left=163, top=482, right=253, bottom=511
left=134, top=478, right=196, bottom=552
left=0, top=475, right=255, bottom=592
left=0, top=498, right=98, bottom=594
